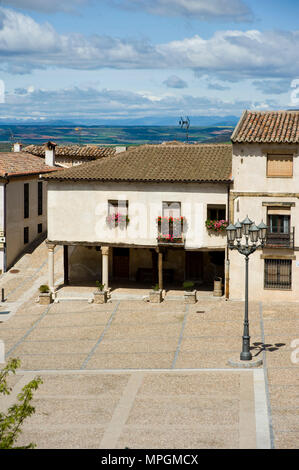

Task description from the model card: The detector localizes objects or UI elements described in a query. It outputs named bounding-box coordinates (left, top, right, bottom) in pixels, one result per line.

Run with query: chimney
left=115, top=146, right=127, bottom=154
left=45, top=141, right=56, bottom=167
left=13, top=142, right=22, bottom=152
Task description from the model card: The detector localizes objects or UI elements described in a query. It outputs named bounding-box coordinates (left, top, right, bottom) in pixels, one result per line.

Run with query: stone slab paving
left=0, top=244, right=298, bottom=448
left=3, top=369, right=265, bottom=449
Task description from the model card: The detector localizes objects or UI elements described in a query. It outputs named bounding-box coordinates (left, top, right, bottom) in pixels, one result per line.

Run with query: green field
left=0, top=125, right=233, bottom=149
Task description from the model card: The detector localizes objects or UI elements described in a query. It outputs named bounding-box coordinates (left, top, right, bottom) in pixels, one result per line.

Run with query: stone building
left=229, top=110, right=299, bottom=301
left=0, top=144, right=58, bottom=272
left=42, top=144, right=232, bottom=292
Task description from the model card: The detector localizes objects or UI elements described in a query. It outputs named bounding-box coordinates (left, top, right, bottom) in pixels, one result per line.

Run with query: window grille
left=264, top=259, right=292, bottom=289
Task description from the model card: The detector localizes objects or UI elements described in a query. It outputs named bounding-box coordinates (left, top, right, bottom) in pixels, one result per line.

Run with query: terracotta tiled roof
left=231, top=110, right=299, bottom=143
left=42, top=144, right=232, bottom=183
left=0, top=152, right=60, bottom=177
left=23, top=144, right=116, bottom=159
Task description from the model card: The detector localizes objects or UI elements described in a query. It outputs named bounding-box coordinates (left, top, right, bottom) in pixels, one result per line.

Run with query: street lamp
left=227, top=216, right=268, bottom=361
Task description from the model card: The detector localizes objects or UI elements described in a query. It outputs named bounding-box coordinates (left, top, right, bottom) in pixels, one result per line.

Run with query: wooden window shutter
left=267, top=155, right=293, bottom=177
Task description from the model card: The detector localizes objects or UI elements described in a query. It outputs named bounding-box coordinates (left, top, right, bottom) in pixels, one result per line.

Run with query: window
left=267, top=154, right=293, bottom=177
left=24, top=183, right=29, bottom=219
left=38, top=182, right=43, bottom=216
left=268, top=214, right=290, bottom=234
left=37, top=223, right=43, bottom=234
left=24, top=227, right=29, bottom=244
left=162, top=201, right=181, bottom=218
left=161, top=202, right=182, bottom=238
left=207, top=205, right=226, bottom=221
left=108, top=200, right=128, bottom=216
left=264, top=259, right=292, bottom=290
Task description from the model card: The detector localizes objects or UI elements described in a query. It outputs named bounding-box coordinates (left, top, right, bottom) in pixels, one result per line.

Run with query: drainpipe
left=225, top=182, right=231, bottom=300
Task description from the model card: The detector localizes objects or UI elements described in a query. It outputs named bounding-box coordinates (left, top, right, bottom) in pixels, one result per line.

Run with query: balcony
left=156, top=216, right=186, bottom=246
left=265, top=227, right=295, bottom=249
left=157, top=233, right=185, bottom=246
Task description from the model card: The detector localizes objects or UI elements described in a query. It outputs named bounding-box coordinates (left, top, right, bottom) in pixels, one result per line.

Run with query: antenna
left=179, top=116, right=190, bottom=142
left=75, top=127, right=82, bottom=146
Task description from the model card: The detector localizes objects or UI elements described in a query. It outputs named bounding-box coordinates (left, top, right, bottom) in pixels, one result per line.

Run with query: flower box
left=205, top=219, right=228, bottom=234
left=157, top=234, right=184, bottom=244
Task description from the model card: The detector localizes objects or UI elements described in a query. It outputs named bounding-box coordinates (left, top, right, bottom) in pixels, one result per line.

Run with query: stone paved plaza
left=0, top=241, right=298, bottom=449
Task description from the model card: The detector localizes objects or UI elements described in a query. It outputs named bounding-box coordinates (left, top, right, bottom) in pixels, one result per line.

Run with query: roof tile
left=42, top=144, right=232, bottom=183
left=232, top=110, right=299, bottom=143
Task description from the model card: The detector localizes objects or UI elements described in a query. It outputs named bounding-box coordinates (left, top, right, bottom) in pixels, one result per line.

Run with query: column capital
left=101, top=246, right=109, bottom=256
left=46, top=241, right=56, bottom=252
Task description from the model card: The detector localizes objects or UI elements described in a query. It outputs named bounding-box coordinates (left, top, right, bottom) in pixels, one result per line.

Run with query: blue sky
left=0, top=0, right=299, bottom=122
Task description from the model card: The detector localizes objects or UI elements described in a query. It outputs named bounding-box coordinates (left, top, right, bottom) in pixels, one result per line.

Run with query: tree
left=0, top=358, right=43, bottom=449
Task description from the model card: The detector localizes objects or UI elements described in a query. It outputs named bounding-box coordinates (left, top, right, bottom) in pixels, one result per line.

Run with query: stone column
left=47, top=243, right=56, bottom=292
left=101, top=246, right=109, bottom=289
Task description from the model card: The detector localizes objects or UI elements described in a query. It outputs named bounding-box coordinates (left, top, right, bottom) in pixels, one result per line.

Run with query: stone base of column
left=227, top=357, right=263, bottom=368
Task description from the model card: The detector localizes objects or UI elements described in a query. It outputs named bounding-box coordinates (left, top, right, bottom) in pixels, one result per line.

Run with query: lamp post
left=227, top=216, right=267, bottom=361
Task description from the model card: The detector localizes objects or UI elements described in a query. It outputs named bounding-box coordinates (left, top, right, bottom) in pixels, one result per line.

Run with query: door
left=185, top=251, right=203, bottom=281
left=113, top=248, right=130, bottom=279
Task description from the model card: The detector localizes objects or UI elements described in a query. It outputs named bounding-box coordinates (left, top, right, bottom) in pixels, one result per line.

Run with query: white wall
left=47, top=181, right=229, bottom=249
left=232, top=143, right=299, bottom=193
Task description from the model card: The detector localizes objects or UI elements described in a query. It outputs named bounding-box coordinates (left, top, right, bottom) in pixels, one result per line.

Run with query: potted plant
left=93, top=281, right=108, bottom=304
left=38, top=285, right=52, bottom=305
left=183, top=281, right=197, bottom=304
left=149, top=283, right=163, bottom=303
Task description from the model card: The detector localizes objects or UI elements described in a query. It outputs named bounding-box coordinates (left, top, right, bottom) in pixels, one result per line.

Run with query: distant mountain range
left=0, top=115, right=240, bottom=127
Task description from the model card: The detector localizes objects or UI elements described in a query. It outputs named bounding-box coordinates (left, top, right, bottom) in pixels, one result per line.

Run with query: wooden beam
left=158, top=251, right=163, bottom=290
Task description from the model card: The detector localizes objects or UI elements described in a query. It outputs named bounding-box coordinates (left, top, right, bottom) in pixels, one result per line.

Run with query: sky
left=0, top=0, right=299, bottom=122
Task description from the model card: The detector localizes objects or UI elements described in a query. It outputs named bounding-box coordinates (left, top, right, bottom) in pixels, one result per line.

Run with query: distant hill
left=0, top=115, right=239, bottom=127
left=0, top=124, right=234, bottom=146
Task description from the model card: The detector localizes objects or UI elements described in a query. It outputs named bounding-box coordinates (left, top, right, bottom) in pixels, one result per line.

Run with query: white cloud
left=0, top=85, right=280, bottom=120
left=112, top=0, right=254, bottom=22
left=0, top=7, right=298, bottom=83
left=0, top=0, right=92, bottom=13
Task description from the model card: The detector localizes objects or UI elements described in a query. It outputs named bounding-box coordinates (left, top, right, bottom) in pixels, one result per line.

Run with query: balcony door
left=267, top=209, right=290, bottom=246
left=162, top=202, right=181, bottom=237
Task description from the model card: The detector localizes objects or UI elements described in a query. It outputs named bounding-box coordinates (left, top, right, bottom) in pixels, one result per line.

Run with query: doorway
left=113, top=248, right=130, bottom=279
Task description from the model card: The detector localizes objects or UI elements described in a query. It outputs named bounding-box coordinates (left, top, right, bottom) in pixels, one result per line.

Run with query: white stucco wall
left=232, top=143, right=299, bottom=193
left=47, top=181, right=229, bottom=249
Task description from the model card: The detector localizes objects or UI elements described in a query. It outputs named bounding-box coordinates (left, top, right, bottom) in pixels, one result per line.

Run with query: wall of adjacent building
left=229, top=142, right=299, bottom=301
left=0, top=183, right=5, bottom=272
left=5, top=177, right=47, bottom=269
left=47, top=181, right=229, bottom=250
